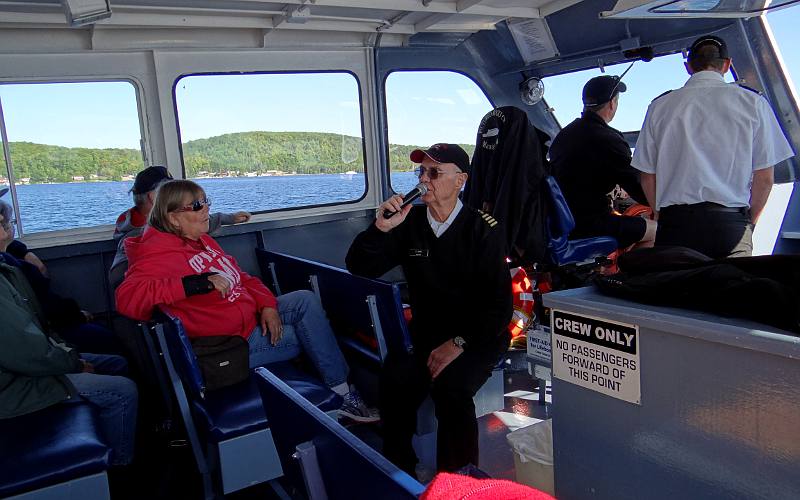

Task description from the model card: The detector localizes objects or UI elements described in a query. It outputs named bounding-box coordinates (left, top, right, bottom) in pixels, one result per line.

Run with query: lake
left=6, top=172, right=420, bottom=234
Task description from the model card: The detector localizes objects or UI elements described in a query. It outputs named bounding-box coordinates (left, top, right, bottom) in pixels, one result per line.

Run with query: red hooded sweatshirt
left=115, top=226, right=277, bottom=339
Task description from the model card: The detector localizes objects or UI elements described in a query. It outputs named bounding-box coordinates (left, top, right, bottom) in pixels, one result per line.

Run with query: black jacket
left=550, top=112, right=646, bottom=226
left=595, top=247, right=800, bottom=334
left=464, top=106, right=550, bottom=265
left=346, top=206, right=512, bottom=353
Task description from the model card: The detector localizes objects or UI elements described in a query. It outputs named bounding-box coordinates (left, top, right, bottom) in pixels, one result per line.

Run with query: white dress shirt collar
left=427, top=198, right=463, bottom=238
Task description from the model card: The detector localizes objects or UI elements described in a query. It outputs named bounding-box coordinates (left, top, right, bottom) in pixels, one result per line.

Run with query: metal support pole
left=0, top=95, right=24, bottom=236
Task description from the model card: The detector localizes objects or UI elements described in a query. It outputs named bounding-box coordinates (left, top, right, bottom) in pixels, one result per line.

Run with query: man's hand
left=749, top=167, right=774, bottom=225
left=427, top=339, right=464, bottom=379
left=80, top=359, right=95, bottom=373
left=260, top=307, right=283, bottom=346
left=374, top=195, right=413, bottom=233
left=232, top=211, right=252, bottom=224
left=208, top=274, right=232, bottom=298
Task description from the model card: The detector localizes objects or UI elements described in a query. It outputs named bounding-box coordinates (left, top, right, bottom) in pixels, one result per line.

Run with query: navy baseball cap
left=688, top=35, right=729, bottom=61
left=410, top=143, right=470, bottom=174
left=0, top=187, right=8, bottom=198
left=582, top=75, right=627, bottom=107
left=131, top=166, right=172, bottom=194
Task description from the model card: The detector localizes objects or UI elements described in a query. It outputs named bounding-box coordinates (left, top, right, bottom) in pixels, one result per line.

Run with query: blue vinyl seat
left=544, top=175, right=618, bottom=266
left=0, top=400, right=111, bottom=500
left=255, top=367, right=424, bottom=500
left=148, top=310, right=341, bottom=499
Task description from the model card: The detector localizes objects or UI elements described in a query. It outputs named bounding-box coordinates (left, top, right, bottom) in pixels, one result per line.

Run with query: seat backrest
left=256, top=249, right=412, bottom=359
left=544, top=175, right=576, bottom=240
left=255, top=367, right=424, bottom=500
left=155, top=308, right=206, bottom=399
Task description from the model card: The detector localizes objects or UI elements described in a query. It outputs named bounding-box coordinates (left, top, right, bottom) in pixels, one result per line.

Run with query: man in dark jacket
left=346, top=143, right=512, bottom=476
left=550, top=75, right=656, bottom=249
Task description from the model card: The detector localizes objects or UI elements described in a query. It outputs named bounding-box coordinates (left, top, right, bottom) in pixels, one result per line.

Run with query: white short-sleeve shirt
left=632, top=71, right=794, bottom=210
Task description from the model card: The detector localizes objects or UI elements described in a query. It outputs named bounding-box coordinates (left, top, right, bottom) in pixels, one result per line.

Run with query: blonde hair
left=148, top=179, right=206, bottom=236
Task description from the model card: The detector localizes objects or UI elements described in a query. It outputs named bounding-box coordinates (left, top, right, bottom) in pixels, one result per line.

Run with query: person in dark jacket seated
left=346, top=143, right=513, bottom=476
left=0, top=250, right=138, bottom=467
left=550, top=75, right=657, bottom=249
left=115, top=179, right=377, bottom=422
left=0, top=200, right=124, bottom=356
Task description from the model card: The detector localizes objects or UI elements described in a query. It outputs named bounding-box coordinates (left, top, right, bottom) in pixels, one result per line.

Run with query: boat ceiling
left=0, top=0, right=583, bottom=34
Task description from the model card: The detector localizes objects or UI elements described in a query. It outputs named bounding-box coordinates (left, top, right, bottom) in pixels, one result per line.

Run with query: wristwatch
left=453, top=336, right=467, bottom=349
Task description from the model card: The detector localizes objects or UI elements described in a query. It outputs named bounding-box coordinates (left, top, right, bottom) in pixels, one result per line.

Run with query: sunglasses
left=414, top=166, right=461, bottom=180
left=174, top=198, right=211, bottom=212
left=0, top=218, right=14, bottom=230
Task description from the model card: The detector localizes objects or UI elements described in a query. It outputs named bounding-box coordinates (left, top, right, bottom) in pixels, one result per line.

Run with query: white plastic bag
left=506, top=418, right=553, bottom=466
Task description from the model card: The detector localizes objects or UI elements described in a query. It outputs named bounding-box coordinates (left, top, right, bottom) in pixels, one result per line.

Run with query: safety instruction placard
left=551, top=309, right=641, bottom=405
left=527, top=325, right=552, bottom=364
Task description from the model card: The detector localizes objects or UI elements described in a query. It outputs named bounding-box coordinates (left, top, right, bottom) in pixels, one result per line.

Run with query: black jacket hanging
left=464, top=106, right=551, bottom=265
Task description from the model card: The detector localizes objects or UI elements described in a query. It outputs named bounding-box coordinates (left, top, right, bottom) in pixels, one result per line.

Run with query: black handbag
left=190, top=335, right=249, bottom=392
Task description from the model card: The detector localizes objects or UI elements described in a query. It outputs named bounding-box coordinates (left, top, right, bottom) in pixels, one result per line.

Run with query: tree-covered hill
left=2, top=132, right=475, bottom=184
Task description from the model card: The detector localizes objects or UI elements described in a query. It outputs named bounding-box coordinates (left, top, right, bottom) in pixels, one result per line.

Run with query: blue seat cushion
left=192, top=361, right=342, bottom=442
left=0, top=400, right=110, bottom=497
left=550, top=235, right=618, bottom=266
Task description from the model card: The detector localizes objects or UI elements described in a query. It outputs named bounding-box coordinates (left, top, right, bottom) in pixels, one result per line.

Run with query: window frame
left=0, top=77, right=148, bottom=237
left=171, top=69, right=369, bottom=216
left=381, top=68, right=495, bottom=194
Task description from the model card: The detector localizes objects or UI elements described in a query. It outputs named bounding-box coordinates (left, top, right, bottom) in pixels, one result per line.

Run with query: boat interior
left=1, top=1, right=799, bottom=499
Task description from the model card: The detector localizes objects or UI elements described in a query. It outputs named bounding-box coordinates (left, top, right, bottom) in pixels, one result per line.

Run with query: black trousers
left=656, top=203, right=753, bottom=259
left=379, top=345, right=501, bottom=475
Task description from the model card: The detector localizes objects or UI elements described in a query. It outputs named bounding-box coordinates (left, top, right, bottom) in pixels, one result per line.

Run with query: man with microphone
left=346, top=143, right=512, bottom=477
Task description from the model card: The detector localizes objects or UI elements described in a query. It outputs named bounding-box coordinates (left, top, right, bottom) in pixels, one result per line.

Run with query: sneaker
left=338, top=388, right=380, bottom=423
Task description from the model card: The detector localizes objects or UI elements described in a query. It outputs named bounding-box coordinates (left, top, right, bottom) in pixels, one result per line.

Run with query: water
left=8, top=172, right=420, bottom=234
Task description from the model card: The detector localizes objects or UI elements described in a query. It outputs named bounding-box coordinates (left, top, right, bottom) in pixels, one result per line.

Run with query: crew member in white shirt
left=632, top=35, right=794, bottom=258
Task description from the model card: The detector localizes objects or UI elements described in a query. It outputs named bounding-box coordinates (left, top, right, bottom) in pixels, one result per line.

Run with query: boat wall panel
left=543, top=287, right=800, bottom=500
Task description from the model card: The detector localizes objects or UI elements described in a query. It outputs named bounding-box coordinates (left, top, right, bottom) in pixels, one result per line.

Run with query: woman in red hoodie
left=116, top=179, right=376, bottom=422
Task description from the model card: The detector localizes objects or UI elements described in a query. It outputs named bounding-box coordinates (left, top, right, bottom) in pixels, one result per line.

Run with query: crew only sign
left=551, top=310, right=641, bottom=405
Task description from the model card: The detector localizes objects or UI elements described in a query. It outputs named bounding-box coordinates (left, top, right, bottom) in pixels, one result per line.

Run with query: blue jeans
left=248, top=290, right=348, bottom=388
left=81, top=352, right=128, bottom=376
left=66, top=372, right=138, bottom=466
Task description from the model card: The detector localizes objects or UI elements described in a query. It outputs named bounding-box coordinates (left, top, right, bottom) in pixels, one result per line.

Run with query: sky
left=0, top=7, right=798, bottom=150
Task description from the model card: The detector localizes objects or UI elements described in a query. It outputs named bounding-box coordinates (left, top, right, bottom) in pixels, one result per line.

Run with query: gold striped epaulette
left=478, top=210, right=498, bottom=227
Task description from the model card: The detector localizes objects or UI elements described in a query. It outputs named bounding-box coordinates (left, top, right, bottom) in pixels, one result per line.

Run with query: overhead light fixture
left=62, top=0, right=112, bottom=27
left=519, top=77, right=545, bottom=106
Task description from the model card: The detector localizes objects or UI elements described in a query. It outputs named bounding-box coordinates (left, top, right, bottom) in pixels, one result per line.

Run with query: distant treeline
left=4, top=132, right=475, bottom=183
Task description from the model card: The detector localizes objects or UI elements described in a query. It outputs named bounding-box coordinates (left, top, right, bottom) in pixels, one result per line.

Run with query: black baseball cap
left=582, top=75, right=627, bottom=107
left=131, top=166, right=172, bottom=194
left=410, top=143, right=470, bottom=174
left=688, top=35, right=729, bottom=61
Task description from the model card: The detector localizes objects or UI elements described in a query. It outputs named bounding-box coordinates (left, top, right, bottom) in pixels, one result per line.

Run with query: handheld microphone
left=383, top=183, right=428, bottom=219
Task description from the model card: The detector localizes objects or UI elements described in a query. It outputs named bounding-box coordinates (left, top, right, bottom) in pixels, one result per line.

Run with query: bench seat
left=0, top=400, right=110, bottom=498
left=192, top=363, right=342, bottom=443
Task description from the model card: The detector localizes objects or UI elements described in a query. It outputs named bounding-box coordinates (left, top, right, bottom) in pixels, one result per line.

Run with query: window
left=385, top=71, right=493, bottom=194
left=542, top=52, right=734, bottom=134
left=174, top=72, right=365, bottom=214
left=0, top=81, right=144, bottom=235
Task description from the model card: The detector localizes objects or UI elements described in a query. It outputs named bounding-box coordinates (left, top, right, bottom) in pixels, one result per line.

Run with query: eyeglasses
left=414, top=166, right=461, bottom=180
left=0, top=218, right=14, bottom=230
left=174, top=198, right=211, bottom=212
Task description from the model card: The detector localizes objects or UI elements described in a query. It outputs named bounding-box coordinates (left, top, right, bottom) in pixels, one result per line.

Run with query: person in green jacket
left=0, top=262, right=138, bottom=466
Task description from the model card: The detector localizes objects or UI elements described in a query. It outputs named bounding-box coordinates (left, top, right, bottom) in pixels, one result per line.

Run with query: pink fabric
left=421, top=473, right=555, bottom=500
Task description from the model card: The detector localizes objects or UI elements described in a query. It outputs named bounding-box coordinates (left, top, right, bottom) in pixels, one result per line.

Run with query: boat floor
left=120, top=361, right=548, bottom=499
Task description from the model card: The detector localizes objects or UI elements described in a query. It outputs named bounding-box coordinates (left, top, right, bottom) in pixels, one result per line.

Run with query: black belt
left=662, top=202, right=747, bottom=214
